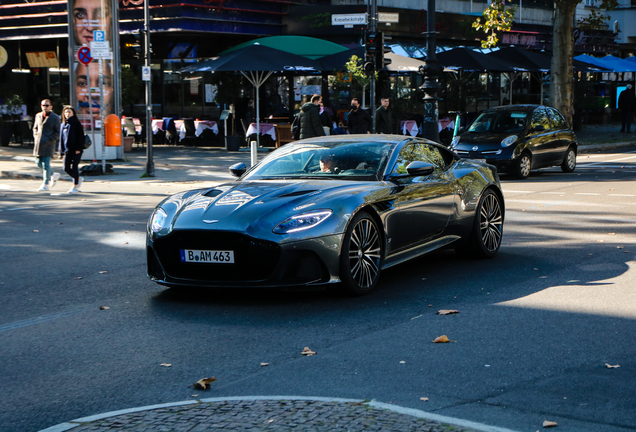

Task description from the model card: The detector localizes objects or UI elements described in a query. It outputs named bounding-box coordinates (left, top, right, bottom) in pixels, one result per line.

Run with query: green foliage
left=576, top=9, right=612, bottom=30
left=121, top=67, right=144, bottom=108
left=345, top=55, right=375, bottom=89
left=472, top=1, right=517, bottom=48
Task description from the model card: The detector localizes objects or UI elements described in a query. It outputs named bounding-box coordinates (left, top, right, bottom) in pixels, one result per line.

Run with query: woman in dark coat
left=58, top=106, right=85, bottom=194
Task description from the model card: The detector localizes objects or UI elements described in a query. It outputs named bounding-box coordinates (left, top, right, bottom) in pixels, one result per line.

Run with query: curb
left=39, top=396, right=520, bottom=432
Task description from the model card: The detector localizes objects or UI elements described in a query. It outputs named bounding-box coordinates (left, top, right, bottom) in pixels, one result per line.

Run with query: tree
left=345, top=55, right=376, bottom=108
left=472, top=1, right=517, bottom=49
left=550, top=0, right=617, bottom=125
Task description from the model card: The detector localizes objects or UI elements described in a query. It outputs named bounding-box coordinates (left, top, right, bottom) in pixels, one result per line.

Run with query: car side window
left=530, top=107, right=550, bottom=132
left=547, top=108, right=566, bottom=130
left=391, top=142, right=445, bottom=176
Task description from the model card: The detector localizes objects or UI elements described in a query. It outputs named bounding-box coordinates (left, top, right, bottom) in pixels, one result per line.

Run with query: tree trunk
left=549, top=0, right=578, bottom=126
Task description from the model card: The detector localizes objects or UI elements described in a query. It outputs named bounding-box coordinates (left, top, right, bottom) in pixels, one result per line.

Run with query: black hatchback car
left=449, top=105, right=578, bottom=179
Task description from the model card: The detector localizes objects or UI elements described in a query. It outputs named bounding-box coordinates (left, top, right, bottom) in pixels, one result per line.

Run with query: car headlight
left=273, top=210, right=332, bottom=234
left=451, top=136, right=460, bottom=147
left=150, top=208, right=168, bottom=233
left=501, top=135, right=518, bottom=146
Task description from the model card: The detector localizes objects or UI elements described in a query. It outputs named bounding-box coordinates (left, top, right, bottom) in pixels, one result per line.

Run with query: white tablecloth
left=195, top=120, right=218, bottom=137
left=246, top=123, right=276, bottom=141
left=401, top=120, right=418, bottom=136
left=152, top=119, right=163, bottom=134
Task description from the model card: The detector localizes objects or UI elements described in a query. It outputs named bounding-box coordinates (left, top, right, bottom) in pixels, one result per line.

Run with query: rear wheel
left=515, top=152, right=532, bottom=179
left=459, top=190, right=503, bottom=258
left=561, top=146, right=577, bottom=173
left=339, top=211, right=383, bottom=296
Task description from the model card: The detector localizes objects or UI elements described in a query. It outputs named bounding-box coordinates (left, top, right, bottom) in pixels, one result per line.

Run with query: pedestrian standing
left=347, top=98, right=371, bottom=134
left=299, top=94, right=326, bottom=139
left=375, top=98, right=395, bottom=134
left=58, top=106, right=85, bottom=194
left=618, top=84, right=635, bottom=133
left=33, top=99, right=61, bottom=191
left=319, top=101, right=333, bottom=135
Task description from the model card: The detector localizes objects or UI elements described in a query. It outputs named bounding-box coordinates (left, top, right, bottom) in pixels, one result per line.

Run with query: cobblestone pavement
left=50, top=399, right=491, bottom=432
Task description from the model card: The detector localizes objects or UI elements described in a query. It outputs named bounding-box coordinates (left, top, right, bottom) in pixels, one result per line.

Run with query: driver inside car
left=320, top=154, right=337, bottom=173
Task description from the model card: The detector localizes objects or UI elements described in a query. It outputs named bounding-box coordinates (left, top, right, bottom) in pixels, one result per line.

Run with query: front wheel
left=515, top=152, right=532, bottom=179
left=561, top=146, right=577, bottom=173
left=339, top=211, right=383, bottom=296
left=458, top=189, right=504, bottom=258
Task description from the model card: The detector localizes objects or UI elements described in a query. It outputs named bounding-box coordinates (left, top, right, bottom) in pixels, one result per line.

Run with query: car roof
left=296, top=134, right=412, bottom=146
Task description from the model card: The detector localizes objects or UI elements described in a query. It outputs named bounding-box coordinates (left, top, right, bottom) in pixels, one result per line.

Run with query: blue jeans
left=36, top=156, right=53, bottom=184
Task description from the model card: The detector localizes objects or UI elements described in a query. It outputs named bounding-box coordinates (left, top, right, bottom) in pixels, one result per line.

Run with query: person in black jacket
left=299, top=94, right=326, bottom=139
left=58, top=106, right=85, bottom=194
left=375, top=98, right=396, bottom=134
left=618, top=84, right=635, bottom=133
left=347, top=98, right=371, bottom=134
left=319, top=101, right=333, bottom=135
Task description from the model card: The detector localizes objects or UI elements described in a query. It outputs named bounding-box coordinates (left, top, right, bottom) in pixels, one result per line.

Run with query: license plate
left=180, top=249, right=234, bottom=263
left=474, top=158, right=486, bottom=163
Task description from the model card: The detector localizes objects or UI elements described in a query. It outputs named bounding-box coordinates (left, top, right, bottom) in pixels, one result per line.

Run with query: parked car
left=147, top=135, right=505, bottom=295
left=449, top=105, right=578, bottom=179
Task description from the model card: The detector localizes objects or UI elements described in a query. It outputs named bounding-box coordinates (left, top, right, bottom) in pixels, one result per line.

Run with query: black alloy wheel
left=515, top=152, right=532, bottom=179
left=561, top=146, right=577, bottom=173
left=339, top=211, right=383, bottom=295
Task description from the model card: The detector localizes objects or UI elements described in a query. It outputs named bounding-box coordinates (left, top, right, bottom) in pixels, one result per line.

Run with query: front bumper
left=147, top=229, right=343, bottom=288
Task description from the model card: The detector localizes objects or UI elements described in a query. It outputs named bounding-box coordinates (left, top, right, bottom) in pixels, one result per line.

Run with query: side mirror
left=531, top=125, right=545, bottom=132
left=229, top=162, right=246, bottom=178
left=406, top=161, right=435, bottom=176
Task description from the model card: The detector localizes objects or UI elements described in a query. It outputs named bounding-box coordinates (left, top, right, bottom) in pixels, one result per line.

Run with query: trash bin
left=226, top=135, right=242, bottom=151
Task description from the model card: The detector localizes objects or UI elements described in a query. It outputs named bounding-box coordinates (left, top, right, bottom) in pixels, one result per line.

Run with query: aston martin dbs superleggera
left=147, top=135, right=505, bottom=295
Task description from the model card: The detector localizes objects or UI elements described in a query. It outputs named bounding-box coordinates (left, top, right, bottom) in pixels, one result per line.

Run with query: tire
left=339, top=211, right=383, bottom=296
left=561, top=146, right=576, bottom=173
left=462, top=190, right=504, bottom=258
left=515, top=152, right=532, bottom=179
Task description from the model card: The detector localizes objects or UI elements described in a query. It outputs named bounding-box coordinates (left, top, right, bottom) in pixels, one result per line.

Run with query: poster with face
left=69, top=0, right=114, bottom=129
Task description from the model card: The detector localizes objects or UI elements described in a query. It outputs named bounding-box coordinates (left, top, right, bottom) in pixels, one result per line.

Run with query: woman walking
left=59, top=106, right=85, bottom=194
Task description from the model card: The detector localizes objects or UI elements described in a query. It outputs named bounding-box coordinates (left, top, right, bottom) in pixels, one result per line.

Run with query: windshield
left=468, top=111, right=528, bottom=134
left=242, top=141, right=394, bottom=181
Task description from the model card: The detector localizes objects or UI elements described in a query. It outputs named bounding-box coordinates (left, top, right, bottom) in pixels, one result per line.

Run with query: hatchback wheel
left=561, top=146, right=576, bottom=173
left=339, top=211, right=383, bottom=295
left=515, top=152, right=532, bottom=179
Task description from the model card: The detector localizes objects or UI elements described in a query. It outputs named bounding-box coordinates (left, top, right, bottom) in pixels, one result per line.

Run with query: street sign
left=93, top=30, right=105, bottom=42
left=77, top=46, right=92, bottom=65
left=92, top=51, right=112, bottom=59
left=331, top=13, right=367, bottom=26
left=379, top=13, right=399, bottom=23
left=142, top=66, right=151, bottom=81
left=90, top=41, right=109, bottom=49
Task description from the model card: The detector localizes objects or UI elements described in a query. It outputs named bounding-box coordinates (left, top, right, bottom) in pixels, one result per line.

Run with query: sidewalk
left=2, top=124, right=635, bottom=185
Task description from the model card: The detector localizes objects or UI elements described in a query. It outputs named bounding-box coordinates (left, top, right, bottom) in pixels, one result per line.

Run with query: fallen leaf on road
left=420, top=397, right=429, bottom=401
left=99, top=271, right=108, bottom=274
left=433, top=335, right=451, bottom=343
left=193, top=377, right=217, bottom=390
left=608, top=233, right=616, bottom=235
left=605, top=363, right=620, bottom=369
left=543, top=420, right=557, bottom=428
left=99, top=306, right=110, bottom=310
left=160, top=363, right=172, bottom=367
left=617, top=246, right=623, bottom=249
left=260, top=362, right=269, bottom=367
left=74, top=277, right=82, bottom=280
left=33, top=230, right=39, bottom=233
left=399, top=361, right=406, bottom=364
left=301, top=347, right=317, bottom=356
left=437, top=310, right=459, bottom=315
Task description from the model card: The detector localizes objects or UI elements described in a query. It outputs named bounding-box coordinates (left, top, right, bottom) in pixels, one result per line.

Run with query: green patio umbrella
left=220, top=36, right=348, bottom=60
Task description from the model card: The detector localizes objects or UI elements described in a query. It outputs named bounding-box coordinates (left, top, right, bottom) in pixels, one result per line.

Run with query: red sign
left=77, top=47, right=92, bottom=65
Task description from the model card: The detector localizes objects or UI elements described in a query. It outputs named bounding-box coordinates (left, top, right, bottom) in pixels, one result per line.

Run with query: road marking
left=0, top=308, right=88, bottom=333
left=609, top=194, right=636, bottom=197
left=574, top=193, right=600, bottom=195
left=539, top=192, right=565, bottom=195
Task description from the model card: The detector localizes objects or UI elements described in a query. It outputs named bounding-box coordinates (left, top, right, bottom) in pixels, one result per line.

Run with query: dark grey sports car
left=147, top=135, right=505, bottom=295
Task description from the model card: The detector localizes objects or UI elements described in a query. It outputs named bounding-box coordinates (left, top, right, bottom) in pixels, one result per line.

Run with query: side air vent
left=203, top=189, right=223, bottom=197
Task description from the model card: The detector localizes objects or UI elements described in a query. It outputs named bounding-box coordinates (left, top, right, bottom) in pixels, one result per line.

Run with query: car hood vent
left=203, top=189, right=224, bottom=198
left=277, top=190, right=318, bottom=198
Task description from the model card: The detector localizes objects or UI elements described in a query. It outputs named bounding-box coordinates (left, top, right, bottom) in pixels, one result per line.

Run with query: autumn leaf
left=301, top=347, right=317, bottom=356
left=437, top=310, right=459, bottom=315
left=605, top=363, right=620, bottom=369
left=99, top=271, right=108, bottom=274
left=420, top=397, right=429, bottom=402
left=193, top=377, right=217, bottom=390
left=260, top=362, right=269, bottom=367
left=74, top=277, right=82, bottom=280
left=160, top=363, right=172, bottom=367
left=543, top=420, right=558, bottom=428
left=433, top=335, right=451, bottom=343
left=99, top=306, right=110, bottom=310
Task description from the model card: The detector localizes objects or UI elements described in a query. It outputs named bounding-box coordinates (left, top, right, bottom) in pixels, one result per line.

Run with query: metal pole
left=421, top=0, right=441, bottom=143
left=369, top=0, right=377, bottom=133
left=144, top=0, right=155, bottom=177
left=88, top=63, right=97, bottom=161
left=99, top=58, right=106, bottom=174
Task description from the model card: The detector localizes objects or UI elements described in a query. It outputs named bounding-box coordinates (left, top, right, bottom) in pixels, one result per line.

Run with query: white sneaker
left=38, top=184, right=49, bottom=191
left=77, top=177, right=84, bottom=191
left=51, top=172, right=60, bottom=188
left=68, top=187, right=79, bottom=194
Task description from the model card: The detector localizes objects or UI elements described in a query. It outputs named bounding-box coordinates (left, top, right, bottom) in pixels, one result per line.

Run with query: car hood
left=160, top=180, right=383, bottom=240
left=455, top=131, right=517, bottom=150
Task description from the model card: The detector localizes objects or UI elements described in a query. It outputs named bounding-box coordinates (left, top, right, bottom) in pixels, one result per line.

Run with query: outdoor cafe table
left=246, top=122, right=276, bottom=141
left=176, top=120, right=219, bottom=141
left=401, top=120, right=418, bottom=136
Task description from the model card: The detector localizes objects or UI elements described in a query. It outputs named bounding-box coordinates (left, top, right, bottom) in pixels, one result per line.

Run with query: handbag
left=83, top=134, right=92, bottom=150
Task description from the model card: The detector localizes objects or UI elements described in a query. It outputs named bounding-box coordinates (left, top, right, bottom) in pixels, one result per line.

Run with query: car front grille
left=152, top=230, right=281, bottom=282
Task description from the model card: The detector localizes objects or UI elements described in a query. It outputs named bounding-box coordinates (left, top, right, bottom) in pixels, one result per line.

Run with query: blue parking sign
left=93, top=30, right=105, bottom=42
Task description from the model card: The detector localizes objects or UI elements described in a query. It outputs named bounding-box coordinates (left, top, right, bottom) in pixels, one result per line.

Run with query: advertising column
left=68, top=0, right=121, bottom=160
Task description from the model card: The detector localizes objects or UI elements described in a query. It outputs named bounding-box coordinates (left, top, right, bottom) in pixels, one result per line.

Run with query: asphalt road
left=1, top=148, right=635, bottom=432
